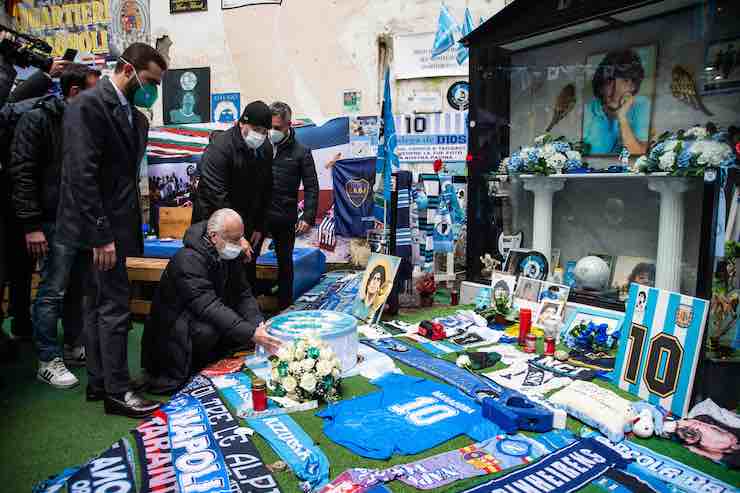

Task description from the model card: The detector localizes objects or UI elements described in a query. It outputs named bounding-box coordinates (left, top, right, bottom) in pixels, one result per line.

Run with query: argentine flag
left=374, top=68, right=400, bottom=223
left=432, top=3, right=458, bottom=59
left=456, top=7, right=474, bottom=65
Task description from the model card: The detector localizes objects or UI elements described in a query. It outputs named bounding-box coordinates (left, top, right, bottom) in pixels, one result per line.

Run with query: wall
left=151, top=0, right=506, bottom=125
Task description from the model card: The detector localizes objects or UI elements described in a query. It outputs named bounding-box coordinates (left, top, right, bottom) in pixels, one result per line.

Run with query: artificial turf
left=1, top=306, right=739, bottom=492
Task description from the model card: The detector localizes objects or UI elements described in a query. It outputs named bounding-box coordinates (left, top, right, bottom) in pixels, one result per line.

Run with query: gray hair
left=207, top=208, right=241, bottom=235
left=270, top=101, right=292, bottom=122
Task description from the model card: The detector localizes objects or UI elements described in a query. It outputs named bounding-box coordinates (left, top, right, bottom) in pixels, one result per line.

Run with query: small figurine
left=480, top=253, right=499, bottom=279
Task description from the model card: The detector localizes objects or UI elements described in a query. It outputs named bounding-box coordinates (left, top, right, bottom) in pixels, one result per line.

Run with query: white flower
left=541, top=144, right=558, bottom=158
left=456, top=355, right=472, bottom=368
left=316, top=359, right=334, bottom=377
left=293, top=342, right=307, bottom=360
left=300, top=373, right=317, bottom=393
left=332, top=368, right=341, bottom=378
left=270, top=368, right=280, bottom=382
left=277, top=345, right=294, bottom=362
left=534, top=134, right=548, bottom=145
left=282, top=375, right=298, bottom=393
left=301, top=359, right=316, bottom=372
left=565, top=150, right=581, bottom=161
left=694, top=141, right=733, bottom=166
left=658, top=151, right=676, bottom=170
left=546, top=153, right=566, bottom=170
left=685, top=126, right=708, bottom=139
left=663, top=139, right=680, bottom=152
left=635, top=156, right=648, bottom=167
left=289, top=361, right=302, bottom=374
left=321, top=347, right=335, bottom=361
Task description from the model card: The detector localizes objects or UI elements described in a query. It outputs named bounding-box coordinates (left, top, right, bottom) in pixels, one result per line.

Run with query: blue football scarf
left=595, top=468, right=666, bottom=493
left=433, top=200, right=454, bottom=253
left=248, top=415, right=330, bottom=491
left=33, top=467, right=80, bottom=493
left=332, top=157, right=376, bottom=237
left=392, top=170, right=413, bottom=261
left=460, top=437, right=630, bottom=493
left=590, top=434, right=737, bottom=493
left=66, top=439, right=137, bottom=493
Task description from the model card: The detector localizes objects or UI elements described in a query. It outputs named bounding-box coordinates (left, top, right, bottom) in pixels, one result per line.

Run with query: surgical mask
left=121, top=57, right=158, bottom=109
left=219, top=242, right=242, bottom=260
left=245, top=130, right=266, bottom=150
left=269, top=129, right=286, bottom=144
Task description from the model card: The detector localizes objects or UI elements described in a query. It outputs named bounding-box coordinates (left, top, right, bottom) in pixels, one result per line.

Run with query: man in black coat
left=141, top=209, right=282, bottom=393
left=9, top=64, right=99, bottom=388
left=192, top=101, right=274, bottom=287
left=265, top=101, right=319, bottom=309
left=56, top=43, right=167, bottom=418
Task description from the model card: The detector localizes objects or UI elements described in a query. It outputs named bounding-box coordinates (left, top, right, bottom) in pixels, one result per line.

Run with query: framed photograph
left=491, top=272, right=517, bottom=306
left=582, top=44, right=657, bottom=155
left=351, top=253, right=401, bottom=325
left=171, top=0, right=207, bottom=13
left=539, top=281, right=570, bottom=304
left=513, top=277, right=542, bottom=312
left=535, top=301, right=565, bottom=328
left=163, top=67, right=211, bottom=125
left=503, top=248, right=529, bottom=275
left=560, top=306, right=625, bottom=351
left=612, top=256, right=655, bottom=300
left=703, top=37, right=740, bottom=94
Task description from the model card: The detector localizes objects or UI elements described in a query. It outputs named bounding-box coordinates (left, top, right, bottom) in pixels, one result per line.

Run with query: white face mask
left=219, top=241, right=242, bottom=260
left=245, top=130, right=266, bottom=150
left=269, top=129, right=286, bottom=144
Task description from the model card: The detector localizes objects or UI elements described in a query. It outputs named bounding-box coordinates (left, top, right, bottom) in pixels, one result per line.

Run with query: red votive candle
left=519, top=308, right=532, bottom=346
left=252, top=378, right=267, bottom=412
left=544, top=336, right=556, bottom=356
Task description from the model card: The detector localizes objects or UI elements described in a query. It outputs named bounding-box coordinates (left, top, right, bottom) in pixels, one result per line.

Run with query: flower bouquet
left=269, top=337, right=342, bottom=403
left=416, top=273, right=436, bottom=307
left=637, top=125, right=736, bottom=176
left=502, top=134, right=588, bottom=175
left=561, top=320, right=620, bottom=353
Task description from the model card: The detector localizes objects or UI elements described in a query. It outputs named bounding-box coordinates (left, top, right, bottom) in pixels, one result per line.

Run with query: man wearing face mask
left=140, top=209, right=282, bottom=393
left=55, top=43, right=167, bottom=418
left=192, top=101, right=274, bottom=289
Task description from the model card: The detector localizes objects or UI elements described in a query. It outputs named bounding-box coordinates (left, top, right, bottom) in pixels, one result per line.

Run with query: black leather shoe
left=86, top=385, right=105, bottom=402
left=104, top=392, right=160, bottom=418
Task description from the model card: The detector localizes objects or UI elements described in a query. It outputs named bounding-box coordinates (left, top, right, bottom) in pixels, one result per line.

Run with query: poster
left=163, top=67, right=211, bottom=125
left=211, top=92, right=240, bottom=123
left=703, top=37, right=740, bottom=94
left=351, top=253, right=401, bottom=325
left=394, top=112, right=468, bottom=163
left=343, top=89, right=361, bottom=113
left=222, top=0, right=281, bottom=8
left=349, top=115, right=380, bottom=158
left=393, top=32, right=468, bottom=80
left=12, top=0, right=152, bottom=58
left=170, top=0, right=207, bottom=13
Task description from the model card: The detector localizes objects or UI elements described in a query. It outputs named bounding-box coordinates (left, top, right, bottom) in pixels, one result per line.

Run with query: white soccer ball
left=574, top=256, right=610, bottom=291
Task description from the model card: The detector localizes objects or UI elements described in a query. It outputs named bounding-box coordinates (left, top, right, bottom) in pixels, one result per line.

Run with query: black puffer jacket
left=267, top=128, right=319, bottom=227
left=8, top=96, right=65, bottom=233
left=141, top=221, right=263, bottom=391
left=192, top=125, right=273, bottom=234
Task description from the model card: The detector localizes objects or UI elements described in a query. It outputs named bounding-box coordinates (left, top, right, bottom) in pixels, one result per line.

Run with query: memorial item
left=467, top=351, right=501, bottom=371
left=534, top=301, right=565, bottom=329
left=332, top=157, right=377, bottom=237
left=574, top=256, right=611, bottom=291
left=316, top=373, right=499, bottom=460
left=483, top=361, right=572, bottom=397
left=248, top=414, right=330, bottom=490
left=498, top=231, right=523, bottom=262
left=546, top=84, right=577, bottom=133
left=362, top=339, right=553, bottom=433
left=491, top=271, right=517, bottom=306
left=200, top=357, right=244, bottom=376
left=529, top=355, right=599, bottom=381
left=459, top=437, right=631, bottom=493
left=560, top=306, right=624, bottom=353
left=555, top=350, right=569, bottom=361
left=613, top=284, right=709, bottom=417
left=567, top=350, right=616, bottom=372
left=671, top=66, right=713, bottom=116
left=267, top=310, right=357, bottom=373
left=519, top=308, right=532, bottom=346
left=545, top=336, right=556, bottom=356
left=268, top=334, right=342, bottom=403
left=636, top=125, right=734, bottom=176
left=548, top=380, right=635, bottom=443
left=503, top=134, right=586, bottom=175
left=352, top=254, right=401, bottom=324
left=525, top=333, right=537, bottom=353
left=251, top=378, right=268, bottom=412
left=416, top=273, right=437, bottom=307
left=662, top=415, right=740, bottom=469
left=418, top=320, right=445, bottom=340
left=162, top=67, right=211, bottom=125
left=513, top=277, right=543, bottom=312
left=517, top=251, right=550, bottom=281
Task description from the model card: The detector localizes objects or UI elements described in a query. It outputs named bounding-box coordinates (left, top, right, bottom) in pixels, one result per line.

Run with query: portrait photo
left=351, top=253, right=401, bottom=324
left=664, top=415, right=740, bottom=469
left=491, top=272, right=517, bottom=306
left=514, top=278, right=542, bottom=305
left=535, top=301, right=564, bottom=327
left=582, top=44, right=657, bottom=155
left=612, top=256, right=655, bottom=300
left=163, top=67, right=211, bottom=125
left=703, top=37, right=740, bottom=94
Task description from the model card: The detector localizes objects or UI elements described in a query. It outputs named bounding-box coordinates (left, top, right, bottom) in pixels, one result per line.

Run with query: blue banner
left=460, top=437, right=630, bottom=493
left=66, top=439, right=137, bottom=493
left=456, top=7, right=474, bottom=65
left=432, top=3, right=458, bottom=58
left=248, top=414, right=330, bottom=491
left=332, top=157, right=376, bottom=237
left=212, top=93, right=241, bottom=123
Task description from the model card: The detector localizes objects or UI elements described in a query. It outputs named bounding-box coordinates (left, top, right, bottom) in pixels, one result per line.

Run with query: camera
left=0, top=24, right=53, bottom=72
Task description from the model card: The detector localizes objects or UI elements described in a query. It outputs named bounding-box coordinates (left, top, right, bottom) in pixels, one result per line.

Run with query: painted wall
left=150, top=0, right=506, bottom=125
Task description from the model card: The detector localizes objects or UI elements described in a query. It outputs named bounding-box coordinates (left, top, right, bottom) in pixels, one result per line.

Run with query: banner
left=394, top=32, right=468, bottom=80
left=66, top=439, right=137, bottom=493
left=171, top=0, right=207, bottom=13
left=332, top=157, right=376, bottom=237
left=212, top=93, right=241, bottom=123
left=394, top=112, right=468, bottom=163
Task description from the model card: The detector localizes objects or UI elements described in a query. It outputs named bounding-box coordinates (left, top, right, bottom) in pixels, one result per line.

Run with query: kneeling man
left=141, top=208, right=281, bottom=392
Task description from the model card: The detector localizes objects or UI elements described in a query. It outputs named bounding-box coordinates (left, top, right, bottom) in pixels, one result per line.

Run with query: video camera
left=0, top=24, right=53, bottom=72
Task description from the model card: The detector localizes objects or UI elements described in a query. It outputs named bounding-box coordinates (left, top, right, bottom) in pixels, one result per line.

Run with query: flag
left=456, top=7, right=474, bottom=65
left=374, top=67, right=399, bottom=222
left=432, top=3, right=458, bottom=59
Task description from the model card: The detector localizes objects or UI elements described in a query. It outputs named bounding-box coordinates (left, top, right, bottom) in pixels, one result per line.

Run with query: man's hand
left=240, top=237, right=253, bottom=263
left=254, top=322, right=282, bottom=355
left=25, top=231, right=48, bottom=258
left=93, top=242, right=117, bottom=271
left=295, top=220, right=310, bottom=235
left=250, top=231, right=262, bottom=245
left=48, top=59, right=71, bottom=78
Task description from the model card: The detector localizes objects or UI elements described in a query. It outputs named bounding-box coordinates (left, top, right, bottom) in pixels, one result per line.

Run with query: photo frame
left=351, top=253, right=401, bottom=325
left=534, top=301, right=565, bottom=328
left=491, top=272, right=517, bottom=306
left=560, top=305, right=625, bottom=350
left=702, top=36, right=740, bottom=95
left=513, top=277, right=542, bottom=312
left=612, top=256, right=655, bottom=300
left=171, top=0, right=207, bottom=13
left=162, top=67, right=211, bottom=125
left=582, top=44, right=657, bottom=155
left=503, top=248, right=529, bottom=275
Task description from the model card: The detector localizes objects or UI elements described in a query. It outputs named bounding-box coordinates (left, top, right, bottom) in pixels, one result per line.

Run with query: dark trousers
left=247, top=225, right=296, bottom=311
left=85, top=255, right=131, bottom=395
left=5, top=215, right=33, bottom=334
left=190, top=317, right=255, bottom=371
left=0, top=208, right=6, bottom=327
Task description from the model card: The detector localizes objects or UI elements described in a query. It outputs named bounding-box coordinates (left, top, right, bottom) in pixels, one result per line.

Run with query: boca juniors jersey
left=317, top=373, right=499, bottom=460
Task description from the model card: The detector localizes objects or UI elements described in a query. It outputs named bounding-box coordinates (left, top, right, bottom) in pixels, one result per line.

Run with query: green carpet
left=1, top=308, right=739, bottom=492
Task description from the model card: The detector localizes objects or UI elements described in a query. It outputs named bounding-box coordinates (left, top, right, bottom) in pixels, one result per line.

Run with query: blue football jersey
left=317, top=373, right=499, bottom=459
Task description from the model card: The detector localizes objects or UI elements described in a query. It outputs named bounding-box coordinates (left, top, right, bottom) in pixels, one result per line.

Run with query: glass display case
left=463, top=0, right=740, bottom=308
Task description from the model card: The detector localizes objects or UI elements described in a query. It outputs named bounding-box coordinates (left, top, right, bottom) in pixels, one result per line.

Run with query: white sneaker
left=64, top=345, right=86, bottom=367
left=38, top=358, right=79, bottom=389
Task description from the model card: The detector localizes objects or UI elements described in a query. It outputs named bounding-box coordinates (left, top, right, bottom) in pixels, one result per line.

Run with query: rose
left=316, top=359, right=334, bottom=377
left=282, top=375, right=298, bottom=393
left=541, top=144, right=558, bottom=158
left=685, top=126, right=708, bottom=139
left=289, top=361, right=302, bottom=374
left=456, top=355, right=472, bottom=368
left=332, top=368, right=341, bottom=379
left=294, top=341, right=307, bottom=360
left=553, top=141, right=571, bottom=153
left=277, top=345, right=294, bottom=362
left=658, top=151, right=676, bottom=170
left=546, top=153, right=566, bottom=168
left=300, top=373, right=317, bottom=393
left=301, top=358, right=316, bottom=372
